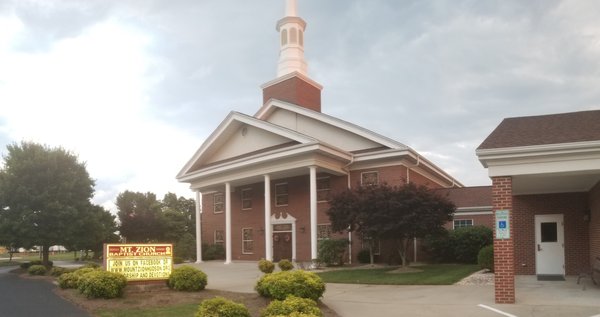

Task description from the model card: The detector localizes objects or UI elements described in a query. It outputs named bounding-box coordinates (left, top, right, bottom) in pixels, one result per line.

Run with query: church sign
left=104, top=243, right=173, bottom=281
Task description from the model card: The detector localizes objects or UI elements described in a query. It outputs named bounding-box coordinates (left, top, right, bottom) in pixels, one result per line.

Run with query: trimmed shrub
left=77, top=270, right=127, bottom=299
left=20, top=260, right=53, bottom=269
left=259, top=259, right=275, bottom=274
left=175, top=232, right=197, bottom=261
left=478, top=245, right=494, bottom=272
left=57, top=267, right=99, bottom=289
left=317, top=239, right=347, bottom=267
left=261, top=295, right=322, bottom=317
left=196, top=296, right=251, bottom=317
left=28, top=264, right=47, bottom=275
left=278, top=259, right=294, bottom=271
left=357, top=249, right=371, bottom=264
left=51, top=267, right=75, bottom=277
left=83, top=262, right=101, bottom=269
left=451, top=226, right=493, bottom=263
left=202, top=243, right=225, bottom=260
left=167, top=266, right=207, bottom=291
left=255, top=270, right=325, bottom=301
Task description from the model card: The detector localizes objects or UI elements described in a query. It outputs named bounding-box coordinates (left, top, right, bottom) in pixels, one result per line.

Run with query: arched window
left=290, top=27, right=297, bottom=44
left=281, top=29, right=288, bottom=45
left=299, top=30, right=304, bottom=46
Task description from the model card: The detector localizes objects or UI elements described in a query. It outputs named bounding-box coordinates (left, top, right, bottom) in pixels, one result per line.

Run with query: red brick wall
left=589, top=181, right=600, bottom=265
left=492, top=176, right=515, bottom=304
left=263, top=76, right=321, bottom=112
left=443, top=214, right=494, bottom=230
left=513, top=192, right=589, bottom=275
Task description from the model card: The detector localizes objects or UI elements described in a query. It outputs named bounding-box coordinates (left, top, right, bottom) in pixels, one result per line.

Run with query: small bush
left=173, top=257, right=184, bottom=264
left=57, top=267, right=99, bottom=289
left=83, top=262, right=101, bottom=269
left=167, top=266, right=207, bottom=291
left=478, top=245, right=494, bottom=272
left=28, top=265, right=47, bottom=275
left=202, top=243, right=225, bottom=260
left=278, top=259, right=294, bottom=271
left=259, top=259, right=275, bottom=274
left=77, top=270, right=127, bottom=299
left=196, top=296, right=251, bottom=317
left=261, top=295, right=322, bottom=317
left=452, top=226, right=493, bottom=263
left=357, top=249, right=371, bottom=264
left=51, top=267, right=75, bottom=277
left=20, top=260, right=52, bottom=269
left=255, top=270, right=325, bottom=301
left=317, top=239, right=347, bottom=267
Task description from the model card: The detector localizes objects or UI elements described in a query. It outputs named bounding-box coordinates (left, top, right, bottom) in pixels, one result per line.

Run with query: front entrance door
left=273, top=232, right=292, bottom=262
left=535, top=214, right=565, bottom=276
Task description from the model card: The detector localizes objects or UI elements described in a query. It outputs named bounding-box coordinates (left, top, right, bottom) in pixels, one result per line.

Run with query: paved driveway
left=188, top=261, right=600, bottom=317
left=0, top=267, right=89, bottom=317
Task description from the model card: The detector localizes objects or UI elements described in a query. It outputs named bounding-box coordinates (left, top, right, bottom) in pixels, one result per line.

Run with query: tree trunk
left=397, top=238, right=411, bottom=267
left=42, top=245, right=50, bottom=267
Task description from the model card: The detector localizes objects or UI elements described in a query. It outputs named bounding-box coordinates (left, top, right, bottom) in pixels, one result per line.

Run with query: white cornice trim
left=255, top=99, right=408, bottom=150
left=176, top=111, right=318, bottom=179
left=260, top=71, right=323, bottom=91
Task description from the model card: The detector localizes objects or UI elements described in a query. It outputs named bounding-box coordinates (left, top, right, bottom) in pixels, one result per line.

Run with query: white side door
left=535, top=214, right=565, bottom=276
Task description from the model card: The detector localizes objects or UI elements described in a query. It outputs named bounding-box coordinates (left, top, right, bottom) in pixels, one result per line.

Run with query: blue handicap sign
left=498, top=221, right=506, bottom=229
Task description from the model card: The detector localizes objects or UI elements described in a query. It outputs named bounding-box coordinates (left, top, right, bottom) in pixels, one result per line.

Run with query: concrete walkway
left=186, top=261, right=600, bottom=317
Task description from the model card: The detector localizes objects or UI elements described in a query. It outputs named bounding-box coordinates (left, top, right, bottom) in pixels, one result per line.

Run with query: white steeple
left=276, top=0, right=308, bottom=77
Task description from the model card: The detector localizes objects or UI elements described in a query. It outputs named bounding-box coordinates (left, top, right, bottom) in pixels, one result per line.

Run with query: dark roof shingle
left=477, top=110, right=600, bottom=150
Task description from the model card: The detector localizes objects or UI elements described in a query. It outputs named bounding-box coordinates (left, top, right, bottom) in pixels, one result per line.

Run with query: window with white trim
left=214, top=230, right=224, bottom=246
left=275, top=183, right=289, bottom=206
left=361, top=171, right=379, bottom=186
left=317, top=224, right=332, bottom=240
left=361, top=235, right=381, bottom=255
left=453, top=219, right=473, bottom=229
left=317, top=177, right=330, bottom=202
left=241, top=188, right=252, bottom=210
left=213, top=193, right=224, bottom=213
left=242, top=228, right=254, bottom=254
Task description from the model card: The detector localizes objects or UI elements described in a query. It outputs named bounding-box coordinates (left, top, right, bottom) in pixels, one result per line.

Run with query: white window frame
left=361, top=171, right=379, bottom=186
left=453, top=219, right=474, bottom=229
left=241, top=188, right=252, bottom=210
left=361, top=235, right=381, bottom=255
left=275, top=183, right=289, bottom=207
left=317, top=177, right=331, bottom=203
left=213, top=193, right=224, bottom=214
left=214, top=230, right=224, bottom=246
left=317, top=223, right=332, bottom=241
left=242, top=228, right=254, bottom=254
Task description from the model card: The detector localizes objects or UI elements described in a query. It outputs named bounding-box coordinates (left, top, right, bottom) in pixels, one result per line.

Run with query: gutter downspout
left=341, top=156, right=354, bottom=265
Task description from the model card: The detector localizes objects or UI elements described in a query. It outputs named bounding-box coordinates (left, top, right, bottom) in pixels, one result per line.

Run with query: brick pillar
left=493, top=176, right=515, bottom=304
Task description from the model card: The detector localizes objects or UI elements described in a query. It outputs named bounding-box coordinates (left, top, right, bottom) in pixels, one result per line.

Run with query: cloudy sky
left=1, top=0, right=599, bottom=212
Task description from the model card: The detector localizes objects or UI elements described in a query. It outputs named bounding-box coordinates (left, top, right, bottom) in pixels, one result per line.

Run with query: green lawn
left=316, top=264, right=480, bottom=285
left=96, top=303, right=197, bottom=317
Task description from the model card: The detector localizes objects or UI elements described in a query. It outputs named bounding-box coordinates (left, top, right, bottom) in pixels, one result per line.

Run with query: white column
left=309, top=166, right=318, bottom=260
left=195, top=191, right=203, bottom=263
left=225, top=182, right=232, bottom=264
left=264, top=175, right=273, bottom=261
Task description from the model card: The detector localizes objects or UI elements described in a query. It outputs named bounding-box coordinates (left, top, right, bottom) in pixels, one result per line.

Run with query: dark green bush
left=452, top=226, right=493, bottom=263
left=278, top=259, right=294, bottom=271
left=317, top=239, right=347, bottom=267
left=425, top=226, right=493, bottom=264
left=28, top=265, right=47, bottom=275
left=20, top=260, right=53, bottom=269
left=261, top=295, right=322, bottom=317
left=202, top=244, right=225, bottom=260
left=83, top=262, right=101, bottom=269
left=478, top=245, right=494, bottom=272
left=357, top=249, right=371, bottom=264
left=175, top=232, right=197, bottom=261
left=259, top=259, right=275, bottom=274
left=167, top=266, right=207, bottom=291
left=51, top=267, right=75, bottom=277
left=173, top=257, right=184, bottom=264
left=196, top=296, right=251, bottom=317
left=77, top=270, right=127, bottom=299
left=255, top=270, right=325, bottom=301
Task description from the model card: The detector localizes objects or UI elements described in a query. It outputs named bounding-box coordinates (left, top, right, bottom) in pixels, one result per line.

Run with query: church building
left=176, top=0, right=465, bottom=264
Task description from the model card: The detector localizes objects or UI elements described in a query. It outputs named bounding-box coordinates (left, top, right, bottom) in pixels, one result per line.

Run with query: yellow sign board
left=104, top=243, right=173, bottom=281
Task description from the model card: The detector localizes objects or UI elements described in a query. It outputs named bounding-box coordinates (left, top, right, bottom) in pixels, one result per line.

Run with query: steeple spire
left=276, top=0, right=307, bottom=77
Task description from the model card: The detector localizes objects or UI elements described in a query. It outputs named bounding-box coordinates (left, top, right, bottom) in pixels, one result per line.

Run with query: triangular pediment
left=177, top=112, right=317, bottom=178
left=255, top=99, right=408, bottom=153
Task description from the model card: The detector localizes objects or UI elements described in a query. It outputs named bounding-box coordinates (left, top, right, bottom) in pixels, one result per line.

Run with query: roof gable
left=478, top=110, right=600, bottom=150
left=177, top=112, right=316, bottom=178
left=255, top=99, right=408, bottom=152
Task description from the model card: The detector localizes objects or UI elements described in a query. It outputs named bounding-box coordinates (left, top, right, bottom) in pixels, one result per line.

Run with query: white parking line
left=478, top=304, right=518, bottom=317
